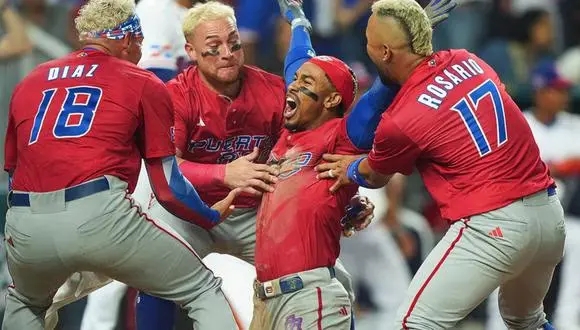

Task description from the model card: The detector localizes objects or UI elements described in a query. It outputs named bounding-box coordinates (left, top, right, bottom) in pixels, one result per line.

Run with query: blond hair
left=182, top=1, right=237, bottom=40
left=371, top=0, right=433, bottom=56
left=75, top=0, right=136, bottom=40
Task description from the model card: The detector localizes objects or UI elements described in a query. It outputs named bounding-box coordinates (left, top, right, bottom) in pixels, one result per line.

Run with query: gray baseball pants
left=395, top=188, right=566, bottom=329
left=2, top=176, right=237, bottom=330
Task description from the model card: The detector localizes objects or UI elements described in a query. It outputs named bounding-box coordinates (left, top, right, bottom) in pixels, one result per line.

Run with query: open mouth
left=284, top=96, right=298, bottom=119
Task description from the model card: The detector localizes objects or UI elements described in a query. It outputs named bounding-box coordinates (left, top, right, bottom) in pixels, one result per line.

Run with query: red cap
left=307, top=56, right=358, bottom=111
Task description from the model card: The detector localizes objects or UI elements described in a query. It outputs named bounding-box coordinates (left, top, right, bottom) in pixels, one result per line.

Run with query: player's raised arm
left=278, top=0, right=314, bottom=87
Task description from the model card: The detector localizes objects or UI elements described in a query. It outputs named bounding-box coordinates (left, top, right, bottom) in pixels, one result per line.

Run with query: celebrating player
left=78, top=0, right=195, bottom=327
left=248, top=0, right=456, bottom=329
left=317, top=0, right=565, bottom=329
left=134, top=2, right=361, bottom=329
left=2, top=0, right=240, bottom=329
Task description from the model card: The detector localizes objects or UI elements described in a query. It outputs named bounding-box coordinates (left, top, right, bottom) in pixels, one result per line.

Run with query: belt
left=547, top=185, right=557, bottom=197
left=254, top=267, right=336, bottom=300
left=8, top=177, right=110, bottom=207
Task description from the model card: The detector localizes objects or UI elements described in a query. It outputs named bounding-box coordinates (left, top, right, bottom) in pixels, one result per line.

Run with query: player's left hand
left=424, top=0, right=457, bottom=27
left=315, top=153, right=365, bottom=193
left=277, top=0, right=312, bottom=32
left=341, top=195, right=375, bottom=237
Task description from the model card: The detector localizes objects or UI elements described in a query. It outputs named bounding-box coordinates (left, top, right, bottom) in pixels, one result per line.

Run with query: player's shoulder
left=320, top=118, right=345, bottom=141
left=243, top=65, right=285, bottom=93
left=115, top=58, right=164, bottom=86
left=166, top=65, right=197, bottom=98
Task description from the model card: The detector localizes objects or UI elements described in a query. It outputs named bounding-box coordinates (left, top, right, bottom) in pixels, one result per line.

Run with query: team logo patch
left=285, top=314, right=303, bottom=330
left=269, top=150, right=313, bottom=179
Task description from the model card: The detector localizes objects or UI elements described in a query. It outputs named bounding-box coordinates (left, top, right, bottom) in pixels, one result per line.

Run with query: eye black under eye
left=230, top=43, right=242, bottom=52
left=206, top=48, right=219, bottom=55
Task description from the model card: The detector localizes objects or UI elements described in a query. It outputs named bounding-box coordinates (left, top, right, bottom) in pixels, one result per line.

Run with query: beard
left=374, top=64, right=396, bottom=85
left=378, top=70, right=396, bottom=85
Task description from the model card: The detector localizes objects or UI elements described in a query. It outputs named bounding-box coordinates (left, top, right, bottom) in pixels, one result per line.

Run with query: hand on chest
left=269, top=136, right=329, bottom=179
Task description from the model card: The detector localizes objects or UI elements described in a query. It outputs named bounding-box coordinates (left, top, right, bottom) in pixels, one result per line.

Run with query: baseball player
left=249, top=1, right=456, bottom=329
left=486, top=62, right=580, bottom=330
left=133, top=2, right=377, bottom=329
left=2, top=0, right=241, bottom=329
left=317, top=0, right=565, bottom=329
left=79, top=1, right=194, bottom=328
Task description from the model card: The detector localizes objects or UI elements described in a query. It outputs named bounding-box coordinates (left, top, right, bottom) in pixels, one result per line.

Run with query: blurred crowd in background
left=1, top=0, right=580, bottom=329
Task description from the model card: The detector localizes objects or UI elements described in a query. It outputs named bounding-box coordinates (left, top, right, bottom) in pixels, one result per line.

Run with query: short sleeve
left=136, top=77, right=176, bottom=159
left=367, top=116, right=421, bottom=176
left=166, top=82, right=191, bottom=155
left=4, top=104, right=17, bottom=172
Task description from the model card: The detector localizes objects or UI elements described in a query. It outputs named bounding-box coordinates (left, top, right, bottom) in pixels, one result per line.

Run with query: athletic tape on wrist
left=347, top=157, right=373, bottom=188
left=291, top=18, right=312, bottom=32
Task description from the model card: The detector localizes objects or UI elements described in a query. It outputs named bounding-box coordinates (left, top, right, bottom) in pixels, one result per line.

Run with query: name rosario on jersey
left=417, top=58, right=485, bottom=110
left=188, top=135, right=274, bottom=164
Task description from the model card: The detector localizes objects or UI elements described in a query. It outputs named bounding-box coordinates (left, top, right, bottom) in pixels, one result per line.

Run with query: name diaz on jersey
left=47, top=64, right=99, bottom=80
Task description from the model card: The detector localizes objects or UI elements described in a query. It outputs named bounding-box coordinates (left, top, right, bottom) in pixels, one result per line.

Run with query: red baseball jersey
left=368, top=49, right=553, bottom=221
left=168, top=65, right=285, bottom=207
left=5, top=49, right=175, bottom=192
left=255, top=119, right=361, bottom=282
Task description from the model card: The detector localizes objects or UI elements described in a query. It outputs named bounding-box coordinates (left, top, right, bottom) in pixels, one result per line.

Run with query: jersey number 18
left=29, top=86, right=103, bottom=145
left=451, top=79, right=507, bottom=157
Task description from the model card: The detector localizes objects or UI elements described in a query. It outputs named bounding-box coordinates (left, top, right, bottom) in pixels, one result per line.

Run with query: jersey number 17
left=29, top=86, right=103, bottom=145
left=451, top=79, right=507, bottom=157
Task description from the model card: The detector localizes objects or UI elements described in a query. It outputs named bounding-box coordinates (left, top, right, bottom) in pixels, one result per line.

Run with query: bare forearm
left=0, top=8, right=32, bottom=59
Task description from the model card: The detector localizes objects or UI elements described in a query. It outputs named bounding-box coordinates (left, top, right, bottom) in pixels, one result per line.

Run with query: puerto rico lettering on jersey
left=417, top=58, right=485, bottom=110
left=187, top=135, right=273, bottom=164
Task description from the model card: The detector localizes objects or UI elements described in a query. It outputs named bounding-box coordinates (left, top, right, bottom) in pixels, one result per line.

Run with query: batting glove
left=424, top=0, right=458, bottom=27
left=277, top=0, right=312, bottom=33
left=340, top=194, right=374, bottom=237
